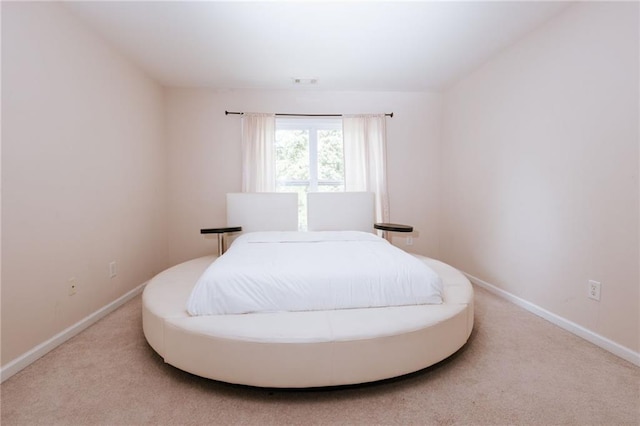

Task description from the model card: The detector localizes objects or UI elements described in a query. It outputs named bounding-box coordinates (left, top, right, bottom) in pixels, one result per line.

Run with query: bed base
left=142, top=255, right=473, bottom=388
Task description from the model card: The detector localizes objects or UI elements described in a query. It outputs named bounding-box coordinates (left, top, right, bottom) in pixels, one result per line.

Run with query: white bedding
left=186, top=231, right=443, bottom=315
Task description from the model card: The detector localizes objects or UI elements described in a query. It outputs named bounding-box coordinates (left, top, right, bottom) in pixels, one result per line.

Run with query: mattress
left=187, top=231, right=443, bottom=315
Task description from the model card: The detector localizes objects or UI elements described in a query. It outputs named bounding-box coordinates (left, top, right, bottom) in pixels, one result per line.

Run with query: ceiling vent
left=292, top=77, right=318, bottom=85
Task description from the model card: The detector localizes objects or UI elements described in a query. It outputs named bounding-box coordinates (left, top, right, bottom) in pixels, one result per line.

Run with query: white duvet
left=187, top=231, right=443, bottom=316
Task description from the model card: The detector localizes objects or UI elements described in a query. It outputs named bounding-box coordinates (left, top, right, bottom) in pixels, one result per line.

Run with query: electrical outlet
left=406, top=236, right=413, bottom=246
left=588, top=280, right=601, bottom=301
left=109, top=261, right=117, bottom=278
left=68, top=278, right=77, bottom=296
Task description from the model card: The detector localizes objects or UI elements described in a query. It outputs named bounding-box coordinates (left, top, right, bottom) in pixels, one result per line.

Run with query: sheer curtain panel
left=241, top=113, right=276, bottom=192
left=343, top=114, right=390, bottom=223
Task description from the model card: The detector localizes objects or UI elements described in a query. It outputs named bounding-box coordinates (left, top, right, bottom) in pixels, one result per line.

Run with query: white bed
left=142, top=192, right=473, bottom=388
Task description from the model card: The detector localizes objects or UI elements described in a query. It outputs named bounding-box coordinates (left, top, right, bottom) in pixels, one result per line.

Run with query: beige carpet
left=1, top=285, right=638, bottom=425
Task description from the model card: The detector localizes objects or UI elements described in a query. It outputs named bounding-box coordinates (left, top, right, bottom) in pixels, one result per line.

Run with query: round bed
left=142, top=254, right=474, bottom=388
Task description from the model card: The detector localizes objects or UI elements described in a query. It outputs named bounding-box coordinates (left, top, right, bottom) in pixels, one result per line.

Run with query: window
left=275, top=118, right=344, bottom=229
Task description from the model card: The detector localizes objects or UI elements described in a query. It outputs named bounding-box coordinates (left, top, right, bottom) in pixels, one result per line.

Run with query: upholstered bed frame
left=142, top=192, right=473, bottom=388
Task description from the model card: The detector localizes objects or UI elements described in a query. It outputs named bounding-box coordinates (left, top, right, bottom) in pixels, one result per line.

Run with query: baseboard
left=1, top=282, right=147, bottom=383
left=465, top=272, right=640, bottom=367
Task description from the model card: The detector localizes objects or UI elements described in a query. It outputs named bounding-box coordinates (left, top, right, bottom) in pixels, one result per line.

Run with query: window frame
left=275, top=117, right=344, bottom=192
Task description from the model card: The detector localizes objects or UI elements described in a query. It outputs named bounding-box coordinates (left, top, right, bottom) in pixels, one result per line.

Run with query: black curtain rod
left=225, top=110, right=393, bottom=118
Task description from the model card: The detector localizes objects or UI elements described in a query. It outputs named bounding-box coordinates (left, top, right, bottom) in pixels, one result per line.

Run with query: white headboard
left=307, top=192, right=375, bottom=232
left=227, top=193, right=298, bottom=232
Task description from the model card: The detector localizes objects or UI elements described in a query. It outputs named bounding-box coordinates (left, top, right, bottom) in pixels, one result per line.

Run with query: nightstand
left=374, top=223, right=413, bottom=243
left=200, top=226, right=242, bottom=256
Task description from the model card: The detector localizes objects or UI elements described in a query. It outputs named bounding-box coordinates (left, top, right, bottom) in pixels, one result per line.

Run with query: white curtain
left=342, top=114, right=390, bottom=223
left=241, top=113, right=276, bottom=192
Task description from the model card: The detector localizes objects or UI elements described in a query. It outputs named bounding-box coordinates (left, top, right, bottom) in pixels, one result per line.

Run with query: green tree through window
left=275, top=118, right=344, bottom=229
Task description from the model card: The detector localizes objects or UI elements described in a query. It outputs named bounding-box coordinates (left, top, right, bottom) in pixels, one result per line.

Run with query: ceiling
left=64, top=1, right=571, bottom=92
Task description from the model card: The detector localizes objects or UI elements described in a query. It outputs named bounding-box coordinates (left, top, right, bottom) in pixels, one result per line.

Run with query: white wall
left=1, top=3, right=168, bottom=365
left=166, top=89, right=442, bottom=265
left=441, top=2, right=639, bottom=352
